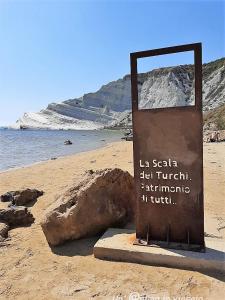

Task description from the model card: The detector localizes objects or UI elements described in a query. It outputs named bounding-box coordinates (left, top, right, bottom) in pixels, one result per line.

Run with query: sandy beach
left=0, top=141, right=225, bottom=300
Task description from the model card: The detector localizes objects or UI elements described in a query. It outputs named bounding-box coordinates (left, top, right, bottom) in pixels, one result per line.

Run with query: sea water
left=0, top=129, right=123, bottom=171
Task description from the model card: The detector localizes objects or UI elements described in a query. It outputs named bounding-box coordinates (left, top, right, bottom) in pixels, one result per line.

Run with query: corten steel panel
left=131, top=43, right=204, bottom=251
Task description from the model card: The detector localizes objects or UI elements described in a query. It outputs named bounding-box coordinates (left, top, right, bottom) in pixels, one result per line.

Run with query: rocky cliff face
left=14, top=58, right=225, bottom=130
left=138, top=65, right=195, bottom=109
left=204, top=103, right=225, bottom=130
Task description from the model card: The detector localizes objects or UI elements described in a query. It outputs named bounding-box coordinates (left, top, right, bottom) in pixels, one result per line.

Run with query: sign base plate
left=133, top=238, right=205, bottom=253
left=94, top=228, right=225, bottom=272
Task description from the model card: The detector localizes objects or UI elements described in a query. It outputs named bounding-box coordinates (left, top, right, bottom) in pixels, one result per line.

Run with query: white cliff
left=13, top=58, right=224, bottom=130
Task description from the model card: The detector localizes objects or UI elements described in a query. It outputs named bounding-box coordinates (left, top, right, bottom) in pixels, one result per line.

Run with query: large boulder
left=0, top=189, right=43, bottom=206
left=0, top=206, right=35, bottom=226
left=41, top=168, right=135, bottom=246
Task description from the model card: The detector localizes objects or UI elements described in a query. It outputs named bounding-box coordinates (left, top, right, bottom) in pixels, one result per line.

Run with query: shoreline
left=0, top=128, right=124, bottom=173
left=1, top=139, right=224, bottom=174
left=0, top=140, right=120, bottom=174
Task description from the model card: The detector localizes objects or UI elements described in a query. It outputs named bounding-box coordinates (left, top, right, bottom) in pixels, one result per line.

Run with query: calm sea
left=0, top=129, right=123, bottom=172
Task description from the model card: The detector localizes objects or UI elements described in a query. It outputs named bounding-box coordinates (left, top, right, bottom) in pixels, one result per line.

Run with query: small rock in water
left=51, top=157, right=57, bottom=160
left=64, top=140, right=72, bottom=145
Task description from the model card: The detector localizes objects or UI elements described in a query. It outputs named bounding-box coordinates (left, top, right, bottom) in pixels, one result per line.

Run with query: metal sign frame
left=131, top=43, right=205, bottom=252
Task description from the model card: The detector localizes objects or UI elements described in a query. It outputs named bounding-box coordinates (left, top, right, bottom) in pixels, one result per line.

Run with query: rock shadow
left=50, top=235, right=101, bottom=257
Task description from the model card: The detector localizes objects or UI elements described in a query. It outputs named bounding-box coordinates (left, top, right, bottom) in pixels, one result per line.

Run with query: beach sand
left=0, top=141, right=224, bottom=300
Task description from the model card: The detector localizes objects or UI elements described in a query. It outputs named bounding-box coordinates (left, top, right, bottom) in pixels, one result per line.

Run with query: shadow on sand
left=50, top=235, right=101, bottom=257
left=50, top=227, right=225, bottom=283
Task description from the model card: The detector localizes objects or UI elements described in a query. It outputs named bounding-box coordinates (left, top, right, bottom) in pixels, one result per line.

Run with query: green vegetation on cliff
left=204, top=103, right=225, bottom=130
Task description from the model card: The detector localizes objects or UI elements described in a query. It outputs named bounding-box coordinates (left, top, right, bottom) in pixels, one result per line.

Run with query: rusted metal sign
left=131, top=43, right=205, bottom=251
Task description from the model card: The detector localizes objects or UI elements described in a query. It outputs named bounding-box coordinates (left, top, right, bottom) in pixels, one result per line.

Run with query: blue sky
left=0, top=0, right=224, bottom=125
